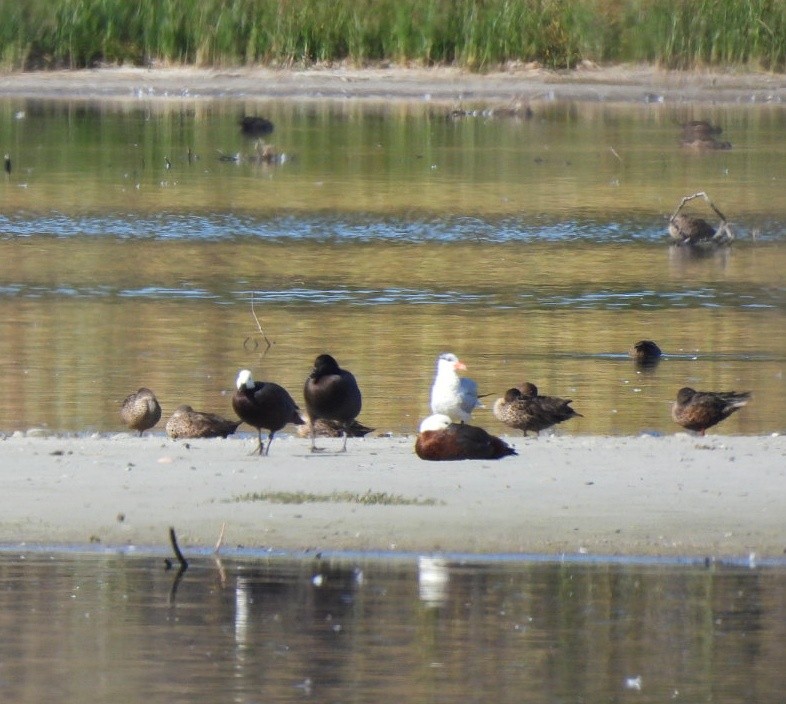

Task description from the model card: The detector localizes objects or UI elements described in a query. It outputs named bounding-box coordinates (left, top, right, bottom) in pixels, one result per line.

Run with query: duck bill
left=454, top=360, right=467, bottom=371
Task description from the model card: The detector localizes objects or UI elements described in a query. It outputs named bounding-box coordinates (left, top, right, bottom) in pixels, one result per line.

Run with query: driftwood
left=668, top=192, right=734, bottom=246
left=243, top=291, right=273, bottom=353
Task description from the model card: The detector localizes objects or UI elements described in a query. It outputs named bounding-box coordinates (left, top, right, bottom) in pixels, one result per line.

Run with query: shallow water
left=1, top=550, right=785, bottom=703
left=0, top=98, right=784, bottom=435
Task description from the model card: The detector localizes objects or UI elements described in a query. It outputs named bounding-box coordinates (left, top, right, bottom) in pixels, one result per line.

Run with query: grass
left=230, top=490, right=442, bottom=506
left=0, top=0, right=784, bottom=71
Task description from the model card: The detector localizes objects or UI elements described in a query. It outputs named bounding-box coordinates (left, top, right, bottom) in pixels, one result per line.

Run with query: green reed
left=0, top=0, right=784, bottom=71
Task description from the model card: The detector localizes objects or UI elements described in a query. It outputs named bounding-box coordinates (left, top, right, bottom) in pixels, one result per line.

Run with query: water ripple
left=0, top=212, right=780, bottom=244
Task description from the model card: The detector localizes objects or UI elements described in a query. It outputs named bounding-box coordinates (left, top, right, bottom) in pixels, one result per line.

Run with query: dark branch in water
left=168, top=526, right=189, bottom=570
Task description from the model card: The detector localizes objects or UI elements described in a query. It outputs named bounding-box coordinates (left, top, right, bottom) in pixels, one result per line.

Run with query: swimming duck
left=165, top=405, right=241, bottom=440
left=297, top=417, right=374, bottom=439
left=415, top=414, right=516, bottom=461
left=429, top=352, right=481, bottom=422
left=679, top=120, right=723, bottom=138
left=493, top=383, right=582, bottom=436
left=303, top=354, right=362, bottom=452
left=232, top=369, right=304, bottom=455
left=120, top=387, right=161, bottom=436
left=240, top=116, right=274, bottom=136
left=671, top=387, right=751, bottom=435
left=668, top=213, right=718, bottom=245
left=629, top=340, right=662, bottom=367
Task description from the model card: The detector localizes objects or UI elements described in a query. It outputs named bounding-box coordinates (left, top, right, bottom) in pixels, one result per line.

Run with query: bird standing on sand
left=303, top=354, right=362, bottom=452
left=415, top=414, right=516, bottom=461
left=297, top=417, right=374, bottom=439
left=232, top=369, right=304, bottom=455
left=430, top=352, right=481, bottom=423
left=671, top=387, right=751, bottom=435
left=493, top=382, right=582, bottom=436
left=166, top=405, right=241, bottom=440
left=120, top=387, right=161, bottom=436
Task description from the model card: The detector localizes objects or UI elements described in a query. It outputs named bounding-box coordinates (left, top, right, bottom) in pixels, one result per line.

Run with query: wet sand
left=2, top=432, right=784, bottom=559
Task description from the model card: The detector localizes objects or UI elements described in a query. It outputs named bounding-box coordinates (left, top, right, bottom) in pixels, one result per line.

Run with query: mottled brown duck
left=671, top=387, right=751, bottom=435
left=166, top=405, right=241, bottom=440
left=493, top=383, right=582, bottom=436
left=120, top=387, right=161, bottom=436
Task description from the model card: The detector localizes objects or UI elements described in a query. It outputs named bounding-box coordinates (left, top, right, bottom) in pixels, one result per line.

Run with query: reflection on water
left=0, top=98, right=784, bottom=435
left=0, top=551, right=784, bottom=703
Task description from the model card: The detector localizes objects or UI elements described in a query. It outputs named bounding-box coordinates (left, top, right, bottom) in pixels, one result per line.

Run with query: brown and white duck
left=415, top=414, right=516, bottom=461
left=120, top=387, right=161, bottom=436
left=303, top=354, right=362, bottom=452
left=166, top=405, right=241, bottom=440
left=671, top=387, right=751, bottom=435
left=232, top=369, right=304, bottom=455
left=493, top=383, right=582, bottom=436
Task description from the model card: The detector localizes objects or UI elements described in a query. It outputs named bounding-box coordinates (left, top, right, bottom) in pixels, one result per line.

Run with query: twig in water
left=214, top=522, right=226, bottom=554
left=168, top=526, right=189, bottom=570
left=609, top=146, right=623, bottom=164
left=245, top=292, right=272, bottom=354
left=670, top=191, right=727, bottom=223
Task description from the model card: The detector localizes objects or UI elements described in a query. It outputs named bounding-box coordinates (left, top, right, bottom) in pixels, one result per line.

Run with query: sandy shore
left=1, top=432, right=784, bottom=559
left=1, top=64, right=785, bottom=105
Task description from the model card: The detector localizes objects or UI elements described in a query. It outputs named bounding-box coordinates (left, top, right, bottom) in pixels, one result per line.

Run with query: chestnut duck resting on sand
left=166, top=405, right=241, bottom=440
left=430, top=352, right=481, bottom=423
left=120, top=387, right=161, bottom=436
left=232, top=369, right=304, bottom=455
left=671, top=387, right=751, bottom=435
left=303, top=354, right=362, bottom=452
left=415, top=414, right=517, bottom=461
left=493, top=383, right=582, bottom=436
left=629, top=340, right=663, bottom=366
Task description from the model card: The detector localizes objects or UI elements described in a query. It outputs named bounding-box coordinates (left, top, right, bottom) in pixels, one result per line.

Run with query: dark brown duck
left=232, top=369, right=304, bottom=455
left=303, top=354, right=362, bottom=452
left=672, top=387, right=751, bottom=435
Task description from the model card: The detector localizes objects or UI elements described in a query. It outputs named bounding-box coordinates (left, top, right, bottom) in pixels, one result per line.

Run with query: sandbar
left=1, top=432, right=784, bottom=560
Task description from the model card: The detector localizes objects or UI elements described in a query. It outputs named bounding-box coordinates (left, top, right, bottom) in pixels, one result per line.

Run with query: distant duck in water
left=232, top=369, right=304, bottom=455
left=303, top=354, right=363, bottom=452
left=240, top=116, right=274, bottom=136
left=166, top=405, right=241, bottom=440
left=120, top=388, right=161, bottom=436
left=297, top=417, right=374, bottom=439
left=415, top=414, right=517, bottom=461
left=430, top=352, right=482, bottom=423
left=629, top=340, right=663, bottom=367
left=679, top=120, right=731, bottom=150
left=672, top=387, right=751, bottom=435
left=493, top=383, right=582, bottom=436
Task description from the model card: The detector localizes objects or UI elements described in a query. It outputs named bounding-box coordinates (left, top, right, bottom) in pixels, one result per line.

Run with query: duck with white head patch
left=232, top=369, right=304, bottom=455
